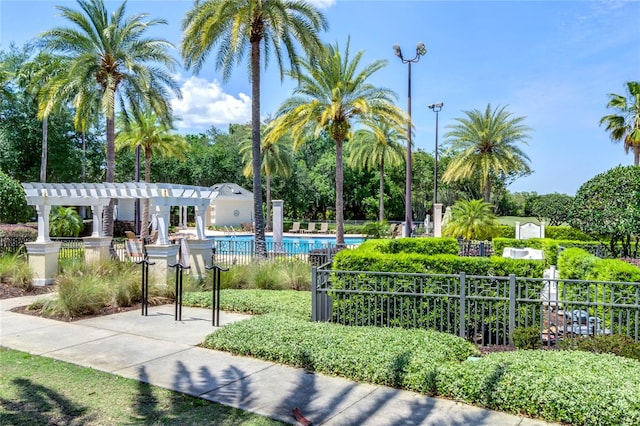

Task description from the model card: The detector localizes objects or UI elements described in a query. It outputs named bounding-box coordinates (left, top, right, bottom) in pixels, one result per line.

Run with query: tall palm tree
left=347, top=122, right=405, bottom=222
left=264, top=39, right=407, bottom=246
left=38, top=0, right=181, bottom=236
left=181, top=0, right=327, bottom=256
left=116, top=110, right=189, bottom=238
left=240, top=137, right=293, bottom=231
left=15, top=52, right=68, bottom=183
left=442, top=104, right=531, bottom=203
left=599, top=81, right=640, bottom=166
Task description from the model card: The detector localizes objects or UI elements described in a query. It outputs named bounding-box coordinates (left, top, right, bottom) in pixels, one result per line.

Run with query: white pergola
left=22, top=182, right=217, bottom=244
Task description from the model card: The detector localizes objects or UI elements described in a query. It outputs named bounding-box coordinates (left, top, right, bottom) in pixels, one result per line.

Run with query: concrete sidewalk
left=1, top=295, right=555, bottom=426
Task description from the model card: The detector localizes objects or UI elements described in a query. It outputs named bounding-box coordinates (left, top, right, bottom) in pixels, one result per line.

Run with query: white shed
left=206, top=183, right=254, bottom=227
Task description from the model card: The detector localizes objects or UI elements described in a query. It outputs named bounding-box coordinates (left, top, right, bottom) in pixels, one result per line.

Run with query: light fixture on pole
left=428, top=102, right=443, bottom=209
left=393, top=42, right=427, bottom=237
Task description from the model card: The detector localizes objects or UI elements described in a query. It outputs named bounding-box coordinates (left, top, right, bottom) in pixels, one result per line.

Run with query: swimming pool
left=209, top=234, right=364, bottom=255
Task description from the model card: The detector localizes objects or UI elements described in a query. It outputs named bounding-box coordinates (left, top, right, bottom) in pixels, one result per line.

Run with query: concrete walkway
left=1, top=295, right=555, bottom=426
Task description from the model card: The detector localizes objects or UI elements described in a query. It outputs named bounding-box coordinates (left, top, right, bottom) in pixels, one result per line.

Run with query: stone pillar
left=433, top=203, right=443, bottom=237
left=25, top=241, right=61, bottom=286
left=145, top=244, right=179, bottom=286
left=515, top=222, right=521, bottom=240
left=187, top=239, right=213, bottom=279
left=540, top=221, right=546, bottom=238
left=272, top=200, right=284, bottom=252
left=83, top=237, right=112, bottom=265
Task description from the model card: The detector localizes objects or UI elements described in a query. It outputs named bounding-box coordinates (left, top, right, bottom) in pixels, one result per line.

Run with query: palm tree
left=442, top=199, right=497, bottom=241
left=599, top=81, right=640, bottom=166
left=181, top=0, right=327, bottom=256
left=347, top=123, right=405, bottom=222
left=442, top=104, right=532, bottom=203
left=264, top=39, right=407, bottom=246
left=15, top=52, right=68, bottom=183
left=116, top=110, right=189, bottom=238
left=38, top=0, right=181, bottom=236
left=240, top=137, right=294, bottom=231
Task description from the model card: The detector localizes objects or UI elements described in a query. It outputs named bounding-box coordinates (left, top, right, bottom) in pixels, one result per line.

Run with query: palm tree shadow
left=0, top=377, right=94, bottom=425
left=133, top=365, right=163, bottom=423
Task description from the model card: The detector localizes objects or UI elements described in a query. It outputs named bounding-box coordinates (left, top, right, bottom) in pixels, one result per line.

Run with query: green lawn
left=0, top=347, right=283, bottom=426
left=497, top=216, right=541, bottom=226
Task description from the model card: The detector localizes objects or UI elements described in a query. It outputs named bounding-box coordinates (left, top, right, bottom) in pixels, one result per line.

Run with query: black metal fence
left=311, top=266, right=640, bottom=346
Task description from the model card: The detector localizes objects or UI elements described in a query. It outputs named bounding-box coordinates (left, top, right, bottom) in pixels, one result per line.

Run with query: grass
left=497, top=216, right=540, bottom=226
left=0, top=347, right=284, bottom=426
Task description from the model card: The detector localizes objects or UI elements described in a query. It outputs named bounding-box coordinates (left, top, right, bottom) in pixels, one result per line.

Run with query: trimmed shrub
left=488, top=225, right=515, bottom=239
left=546, top=226, right=593, bottom=241
left=558, top=334, right=640, bottom=361
left=0, top=171, right=32, bottom=223
left=512, top=326, right=540, bottom=349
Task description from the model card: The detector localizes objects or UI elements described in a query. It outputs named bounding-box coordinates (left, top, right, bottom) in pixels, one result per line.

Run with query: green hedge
left=558, top=248, right=640, bottom=282
left=492, top=238, right=604, bottom=266
left=545, top=226, right=594, bottom=241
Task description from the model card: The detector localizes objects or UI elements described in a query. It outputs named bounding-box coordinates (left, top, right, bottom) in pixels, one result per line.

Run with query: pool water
left=209, top=234, right=364, bottom=255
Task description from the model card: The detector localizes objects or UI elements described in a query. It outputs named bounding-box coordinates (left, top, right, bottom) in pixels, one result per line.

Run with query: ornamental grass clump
left=0, top=252, right=32, bottom=290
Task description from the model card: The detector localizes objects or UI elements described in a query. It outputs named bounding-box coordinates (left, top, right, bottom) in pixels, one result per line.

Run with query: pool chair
left=289, top=222, right=301, bottom=233
left=318, top=222, right=329, bottom=233
left=302, top=222, right=316, bottom=233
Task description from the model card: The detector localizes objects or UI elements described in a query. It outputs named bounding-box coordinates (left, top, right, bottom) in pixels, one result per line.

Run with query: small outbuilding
left=206, top=183, right=254, bottom=228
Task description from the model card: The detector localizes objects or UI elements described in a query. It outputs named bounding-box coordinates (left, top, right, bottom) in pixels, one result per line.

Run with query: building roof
left=210, top=183, right=253, bottom=200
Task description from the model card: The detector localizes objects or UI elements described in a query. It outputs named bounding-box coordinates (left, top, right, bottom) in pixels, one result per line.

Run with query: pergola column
left=153, top=202, right=171, bottom=245
left=35, top=204, right=51, bottom=242
left=145, top=244, right=180, bottom=286
left=25, top=241, right=61, bottom=286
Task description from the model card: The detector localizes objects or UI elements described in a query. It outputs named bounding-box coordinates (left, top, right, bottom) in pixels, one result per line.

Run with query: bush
left=437, top=350, right=640, bottom=425
left=49, top=206, right=84, bottom=237
left=0, top=252, right=32, bottom=290
left=0, top=224, right=37, bottom=254
left=558, top=334, right=640, bottom=361
left=0, top=171, right=32, bottom=223
left=546, top=226, right=593, bottom=241
left=203, top=313, right=479, bottom=393
left=512, top=326, right=540, bottom=349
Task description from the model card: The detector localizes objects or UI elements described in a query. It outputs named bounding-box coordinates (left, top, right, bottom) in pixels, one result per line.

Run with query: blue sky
left=1, top=0, right=638, bottom=196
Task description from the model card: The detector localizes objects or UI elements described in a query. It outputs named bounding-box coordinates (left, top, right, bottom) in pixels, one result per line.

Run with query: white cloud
left=171, top=76, right=251, bottom=132
left=305, top=0, right=336, bottom=9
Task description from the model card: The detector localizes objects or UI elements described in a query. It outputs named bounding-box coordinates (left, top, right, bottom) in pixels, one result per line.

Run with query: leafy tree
left=265, top=39, right=407, bottom=246
left=442, top=104, right=532, bottom=203
left=38, top=0, right=181, bottom=236
left=600, top=81, right=640, bottom=166
left=347, top=123, right=405, bottom=222
left=568, top=165, right=640, bottom=257
left=181, top=0, right=327, bottom=256
left=529, top=193, right=573, bottom=226
left=0, top=171, right=31, bottom=223
left=442, top=199, right=497, bottom=241
left=116, top=110, right=189, bottom=237
left=49, top=206, right=84, bottom=237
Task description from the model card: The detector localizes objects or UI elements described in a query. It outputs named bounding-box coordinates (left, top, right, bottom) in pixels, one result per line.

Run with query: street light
left=393, top=42, right=427, bottom=237
left=428, top=102, right=443, bottom=209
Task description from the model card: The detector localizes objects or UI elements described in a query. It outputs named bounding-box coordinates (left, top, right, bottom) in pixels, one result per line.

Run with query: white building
left=206, top=183, right=254, bottom=227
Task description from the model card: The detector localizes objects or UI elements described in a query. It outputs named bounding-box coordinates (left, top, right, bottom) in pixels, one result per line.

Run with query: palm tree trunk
left=40, top=118, right=48, bottom=183
left=634, top=145, right=640, bottom=166
left=483, top=176, right=491, bottom=203
left=379, top=160, right=385, bottom=222
left=335, top=138, right=345, bottom=246
left=251, top=40, right=266, bottom=257
left=141, top=147, right=152, bottom=239
left=103, top=111, right=116, bottom=237
left=266, top=173, right=271, bottom=232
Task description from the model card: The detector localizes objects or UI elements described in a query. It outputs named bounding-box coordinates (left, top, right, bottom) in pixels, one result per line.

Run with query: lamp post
left=393, top=42, right=427, bottom=237
left=428, top=102, right=443, bottom=209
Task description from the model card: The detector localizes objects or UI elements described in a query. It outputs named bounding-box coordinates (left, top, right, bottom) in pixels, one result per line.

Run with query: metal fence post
left=205, top=264, right=229, bottom=326
left=479, top=241, right=485, bottom=257
left=459, top=272, right=466, bottom=339
left=509, top=274, right=516, bottom=346
left=136, top=258, right=155, bottom=316
left=169, top=262, right=190, bottom=321
left=311, top=265, right=317, bottom=321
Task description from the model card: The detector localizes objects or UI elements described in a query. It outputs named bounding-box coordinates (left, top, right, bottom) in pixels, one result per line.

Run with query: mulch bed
left=0, top=282, right=56, bottom=299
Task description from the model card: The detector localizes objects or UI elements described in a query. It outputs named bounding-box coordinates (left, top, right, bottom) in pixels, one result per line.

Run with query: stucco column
left=83, top=236, right=112, bottom=265
left=25, top=241, right=61, bottom=286
left=145, top=244, right=180, bottom=286
left=194, top=203, right=208, bottom=240
left=35, top=204, right=51, bottom=242
left=186, top=239, right=212, bottom=279
left=515, top=221, right=521, bottom=240
left=433, top=203, right=443, bottom=237
left=153, top=202, right=171, bottom=245
left=272, top=200, right=284, bottom=252
left=91, top=204, right=104, bottom=237
left=540, top=221, right=546, bottom=238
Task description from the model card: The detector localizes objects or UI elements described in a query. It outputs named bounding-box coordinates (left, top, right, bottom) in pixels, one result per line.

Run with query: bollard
left=206, top=264, right=229, bottom=326
left=169, top=262, right=190, bottom=321
left=135, top=258, right=155, bottom=316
